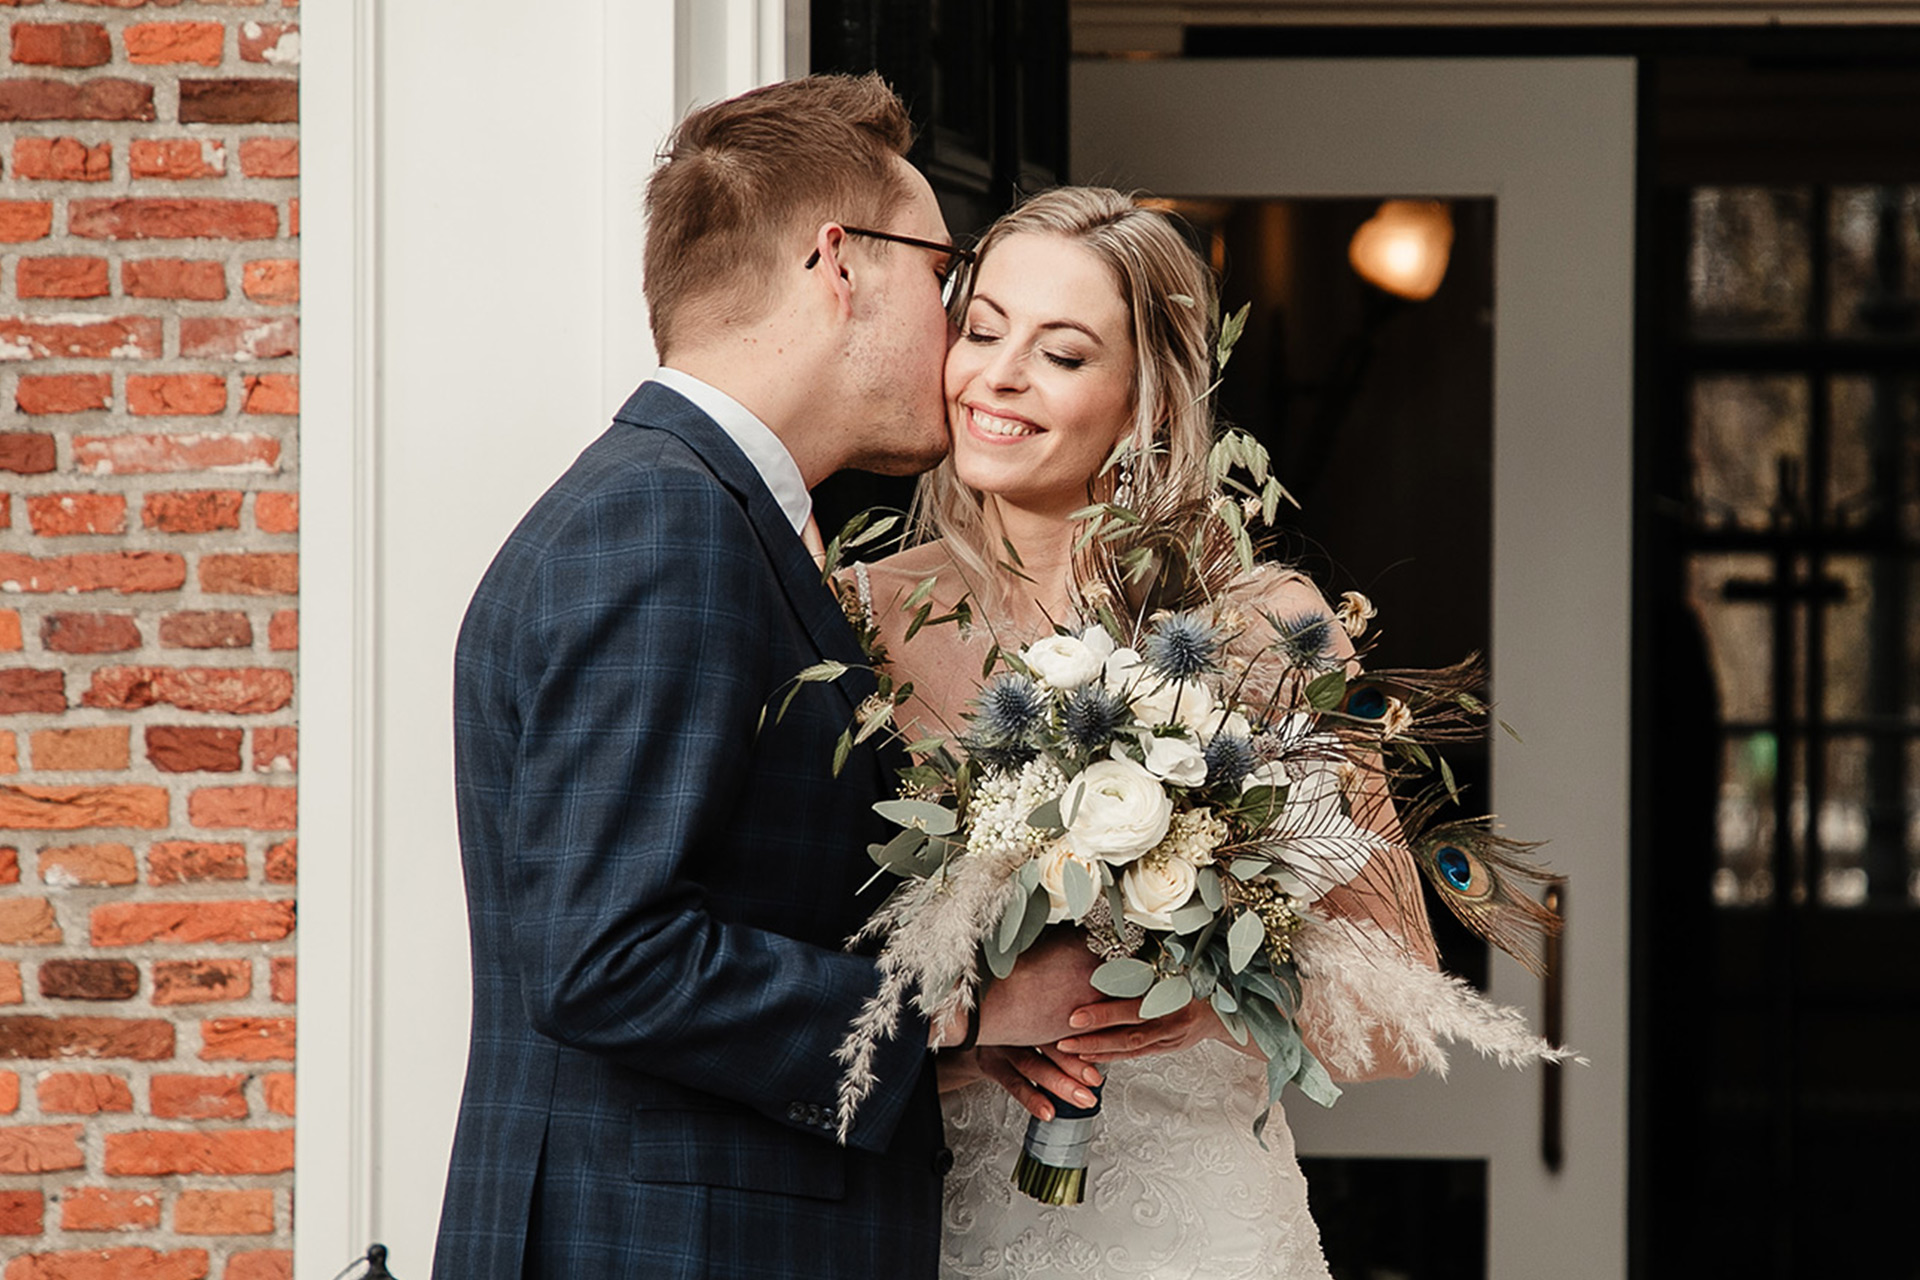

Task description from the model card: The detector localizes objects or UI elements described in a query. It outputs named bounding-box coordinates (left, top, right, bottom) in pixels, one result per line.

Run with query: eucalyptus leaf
left=1091, top=957, right=1156, bottom=998
left=983, top=936, right=1017, bottom=981
left=995, top=886, right=1029, bottom=953
left=1218, top=1006, right=1249, bottom=1046
left=1139, top=974, right=1194, bottom=1020
left=1228, top=909, right=1266, bottom=973
left=1012, top=883, right=1052, bottom=956
left=1197, top=866, right=1224, bottom=912
left=1017, top=858, right=1043, bottom=893
left=869, top=825, right=929, bottom=870
left=1229, top=856, right=1274, bottom=880
left=872, top=798, right=958, bottom=836
left=1027, top=797, right=1064, bottom=832
left=1062, top=857, right=1096, bottom=920
left=1292, top=1049, right=1342, bottom=1108
left=1167, top=900, right=1215, bottom=935
left=1210, top=985, right=1240, bottom=1016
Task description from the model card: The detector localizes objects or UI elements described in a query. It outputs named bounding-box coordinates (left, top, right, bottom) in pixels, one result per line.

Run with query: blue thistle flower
left=1203, top=732, right=1256, bottom=788
left=1061, top=684, right=1131, bottom=751
left=973, top=674, right=1048, bottom=741
left=1142, top=612, right=1221, bottom=681
left=1268, top=612, right=1337, bottom=671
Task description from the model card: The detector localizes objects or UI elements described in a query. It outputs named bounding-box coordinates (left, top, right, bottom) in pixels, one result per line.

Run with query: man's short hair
left=643, top=73, right=916, bottom=357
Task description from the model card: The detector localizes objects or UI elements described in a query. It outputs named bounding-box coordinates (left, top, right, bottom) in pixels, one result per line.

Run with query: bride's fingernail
left=1074, top=1089, right=1095, bottom=1105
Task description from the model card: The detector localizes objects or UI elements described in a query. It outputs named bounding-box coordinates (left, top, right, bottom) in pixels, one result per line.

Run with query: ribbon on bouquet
left=1013, top=1081, right=1103, bottom=1205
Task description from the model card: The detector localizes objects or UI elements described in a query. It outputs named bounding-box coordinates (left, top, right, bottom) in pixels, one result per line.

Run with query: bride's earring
left=1116, top=458, right=1135, bottom=507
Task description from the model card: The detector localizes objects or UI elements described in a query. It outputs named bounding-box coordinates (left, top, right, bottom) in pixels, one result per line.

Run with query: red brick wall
left=0, top=2, right=297, bottom=1276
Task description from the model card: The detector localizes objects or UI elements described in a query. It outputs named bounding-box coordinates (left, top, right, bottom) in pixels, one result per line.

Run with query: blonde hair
left=912, top=186, right=1221, bottom=614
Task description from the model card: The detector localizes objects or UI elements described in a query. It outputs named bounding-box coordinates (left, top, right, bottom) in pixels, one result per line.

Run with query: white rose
left=1035, top=841, right=1102, bottom=923
left=1022, top=633, right=1103, bottom=690
left=1140, top=733, right=1207, bottom=787
left=1202, top=709, right=1252, bottom=746
left=1120, top=855, right=1198, bottom=930
left=1130, top=675, right=1217, bottom=734
left=1062, top=752, right=1174, bottom=865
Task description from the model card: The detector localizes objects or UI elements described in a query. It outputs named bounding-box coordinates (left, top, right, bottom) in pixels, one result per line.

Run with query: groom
left=435, top=75, right=1104, bottom=1279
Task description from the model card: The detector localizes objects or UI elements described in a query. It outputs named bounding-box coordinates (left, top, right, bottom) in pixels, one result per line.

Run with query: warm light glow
left=1347, top=200, right=1455, bottom=302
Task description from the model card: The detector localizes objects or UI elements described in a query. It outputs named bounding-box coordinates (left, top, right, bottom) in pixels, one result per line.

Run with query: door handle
left=1541, top=882, right=1565, bottom=1172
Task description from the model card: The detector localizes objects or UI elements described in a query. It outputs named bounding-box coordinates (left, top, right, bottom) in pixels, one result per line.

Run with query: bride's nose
left=982, top=343, right=1031, bottom=393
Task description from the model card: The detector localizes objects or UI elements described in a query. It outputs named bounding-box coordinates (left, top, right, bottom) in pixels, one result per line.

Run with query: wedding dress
left=851, top=554, right=1339, bottom=1280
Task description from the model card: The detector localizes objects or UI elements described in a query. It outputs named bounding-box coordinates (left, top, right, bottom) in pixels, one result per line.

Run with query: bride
left=855, top=188, right=1441, bottom=1279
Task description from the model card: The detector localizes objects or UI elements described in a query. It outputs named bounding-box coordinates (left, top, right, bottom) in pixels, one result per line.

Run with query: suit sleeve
left=493, top=470, right=929, bottom=1153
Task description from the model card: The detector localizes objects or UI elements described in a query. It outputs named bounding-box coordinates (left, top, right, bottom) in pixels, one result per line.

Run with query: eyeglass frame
left=804, top=226, right=977, bottom=307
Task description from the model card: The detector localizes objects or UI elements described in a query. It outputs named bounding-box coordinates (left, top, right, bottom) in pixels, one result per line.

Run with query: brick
left=103, top=1129, right=293, bottom=1176
left=241, top=373, right=295, bottom=415
left=32, top=729, right=131, bottom=772
left=252, top=490, right=296, bottom=532
left=145, top=725, right=241, bottom=773
left=0, top=669, right=64, bottom=713
left=16, top=256, right=110, bottom=298
left=36, top=1071, right=133, bottom=1112
left=175, top=1188, right=272, bottom=1235
left=90, top=899, right=293, bottom=946
left=199, top=1016, right=291, bottom=1061
left=200, top=552, right=295, bottom=595
left=3, top=1249, right=210, bottom=1280
left=0, top=1017, right=170, bottom=1060
left=179, top=315, right=296, bottom=360
left=38, top=960, right=137, bottom=1001
left=0, top=898, right=59, bottom=944
left=251, top=725, right=293, bottom=771
left=75, top=434, right=278, bottom=475
left=0, top=731, right=14, bottom=772
left=188, top=784, right=293, bottom=830
left=142, top=490, right=241, bottom=532
left=124, top=22, right=224, bottom=66
left=0, top=201, right=53, bottom=242
left=148, top=1073, right=244, bottom=1120
left=82, top=667, right=291, bottom=714
left=59, top=1186, right=161, bottom=1232
left=129, top=137, right=225, bottom=179
left=0, top=432, right=56, bottom=470
left=128, top=373, right=226, bottom=416
left=12, top=22, right=113, bottom=67
left=0, top=1124, right=82, bottom=1173
left=0, top=315, right=162, bottom=359
left=147, top=840, right=245, bottom=884
left=0, top=552, right=185, bottom=593
left=178, top=78, right=294, bottom=124
left=262, top=1070, right=292, bottom=1114
left=239, top=22, right=295, bottom=64
left=158, top=611, right=249, bottom=649
left=41, top=613, right=141, bottom=655
left=225, top=1253, right=290, bottom=1280
left=0, top=784, right=167, bottom=830
left=0, top=961, right=19, bottom=1003
left=0, top=1070, right=14, bottom=1109
left=237, top=137, right=294, bottom=177
left=10, top=137, right=111, bottom=182
left=261, top=836, right=293, bottom=883
left=152, top=958, right=247, bottom=1004
left=26, top=492, right=125, bottom=535
left=266, top=609, right=294, bottom=651
left=0, top=79, right=155, bottom=123
left=0, top=613, right=19, bottom=650
left=68, top=198, right=275, bottom=240
left=16, top=375, right=109, bottom=415
left=38, top=842, right=136, bottom=886
left=122, top=257, right=225, bottom=300
left=240, top=258, right=295, bottom=303
left=0, top=1188, right=41, bottom=1234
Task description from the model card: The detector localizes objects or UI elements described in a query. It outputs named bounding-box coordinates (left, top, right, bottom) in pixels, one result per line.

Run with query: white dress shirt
left=652, top=366, right=811, bottom=536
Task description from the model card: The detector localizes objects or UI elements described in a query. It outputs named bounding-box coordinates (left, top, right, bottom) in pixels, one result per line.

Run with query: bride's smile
left=946, top=230, right=1137, bottom=519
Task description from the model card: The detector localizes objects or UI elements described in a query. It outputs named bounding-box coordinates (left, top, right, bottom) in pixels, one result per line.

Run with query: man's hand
left=974, top=929, right=1104, bottom=1048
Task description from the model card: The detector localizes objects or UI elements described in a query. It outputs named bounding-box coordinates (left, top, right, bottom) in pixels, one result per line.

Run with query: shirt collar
left=653, top=367, right=811, bottom=535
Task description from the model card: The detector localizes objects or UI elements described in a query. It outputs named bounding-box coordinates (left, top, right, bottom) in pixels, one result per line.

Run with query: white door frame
left=300, top=3, right=800, bottom=1274
left=1073, top=58, right=1635, bottom=1279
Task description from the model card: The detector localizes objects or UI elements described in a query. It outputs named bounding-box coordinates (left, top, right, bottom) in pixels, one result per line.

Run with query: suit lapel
left=615, top=383, right=870, bottom=709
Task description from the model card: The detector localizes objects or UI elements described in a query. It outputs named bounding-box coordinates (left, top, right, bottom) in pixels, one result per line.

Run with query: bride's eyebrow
left=971, top=294, right=1104, bottom=345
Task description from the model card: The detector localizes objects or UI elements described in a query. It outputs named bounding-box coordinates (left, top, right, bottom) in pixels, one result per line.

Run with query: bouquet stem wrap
left=1012, top=1082, right=1103, bottom=1205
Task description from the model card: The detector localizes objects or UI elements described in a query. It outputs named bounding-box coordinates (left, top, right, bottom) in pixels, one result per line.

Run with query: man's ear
left=810, top=222, right=857, bottom=318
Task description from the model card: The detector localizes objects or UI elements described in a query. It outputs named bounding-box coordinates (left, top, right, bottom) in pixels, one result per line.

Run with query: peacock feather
left=1398, top=792, right=1562, bottom=975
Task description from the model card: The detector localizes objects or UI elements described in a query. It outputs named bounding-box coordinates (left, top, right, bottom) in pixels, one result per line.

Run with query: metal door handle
left=1541, top=883, right=1565, bottom=1172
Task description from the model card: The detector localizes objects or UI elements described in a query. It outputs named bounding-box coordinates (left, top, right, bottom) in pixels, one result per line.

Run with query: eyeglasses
left=804, top=226, right=976, bottom=308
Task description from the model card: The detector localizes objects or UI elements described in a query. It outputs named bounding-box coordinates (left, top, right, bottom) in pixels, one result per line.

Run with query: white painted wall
left=301, top=3, right=797, bottom=1274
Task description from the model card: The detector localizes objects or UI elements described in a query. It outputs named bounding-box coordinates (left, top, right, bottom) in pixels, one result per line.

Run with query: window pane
left=1828, top=375, right=1920, bottom=537
left=1715, top=731, right=1777, bottom=906
left=1818, top=554, right=1872, bottom=722
left=1690, top=186, right=1812, bottom=338
left=1688, top=553, right=1775, bottom=724
left=1816, top=735, right=1869, bottom=907
left=1691, top=375, right=1809, bottom=530
left=1828, top=186, right=1920, bottom=338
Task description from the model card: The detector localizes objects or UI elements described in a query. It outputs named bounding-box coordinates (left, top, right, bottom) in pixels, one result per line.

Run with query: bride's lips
left=962, top=402, right=1043, bottom=444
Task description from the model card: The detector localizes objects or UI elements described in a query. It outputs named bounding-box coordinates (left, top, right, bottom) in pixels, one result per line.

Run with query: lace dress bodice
left=941, top=1041, right=1332, bottom=1280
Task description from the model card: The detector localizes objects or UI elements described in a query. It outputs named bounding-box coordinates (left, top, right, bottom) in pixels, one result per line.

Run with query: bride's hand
left=975, top=1045, right=1104, bottom=1122
left=1053, top=994, right=1251, bottom=1062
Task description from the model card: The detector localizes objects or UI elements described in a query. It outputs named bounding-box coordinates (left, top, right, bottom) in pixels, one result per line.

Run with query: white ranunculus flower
left=1035, top=841, right=1102, bottom=924
left=1201, top=709, right=1252, bottom=745
left=1078, top=624, right=1116, bottom=664
left=1062, top=751, right=1173, bottom=865
left=1140, top=732, right=1207, bottom=787
left=1129, top=675, right=1217, bottom=735
left=1120, top=855, right=1198, bottom=930
left=1022, top=633, right=1104, bottom=690
left=1103, top=646, right=1146, bottom=694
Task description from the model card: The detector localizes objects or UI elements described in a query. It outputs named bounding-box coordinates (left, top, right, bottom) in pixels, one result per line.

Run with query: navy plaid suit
left=434, top=382, right=945, bottom=1279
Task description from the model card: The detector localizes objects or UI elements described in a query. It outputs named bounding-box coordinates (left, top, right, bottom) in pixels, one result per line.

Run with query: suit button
left=805, top=1104, right=824, bottom=1127
left=933, top=1147, right=955, bottom=1176
left=787, top=1102, right=806, bottom=1123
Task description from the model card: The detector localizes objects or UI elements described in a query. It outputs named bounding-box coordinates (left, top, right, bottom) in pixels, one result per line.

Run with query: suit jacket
left=434, top=382, right=945, bottom=1279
